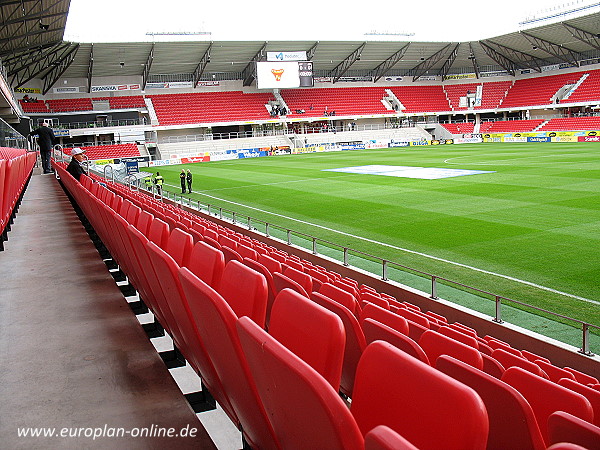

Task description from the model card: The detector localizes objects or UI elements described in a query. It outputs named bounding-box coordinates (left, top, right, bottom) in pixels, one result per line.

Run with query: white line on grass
left=165, top=182, right=599, bottom=306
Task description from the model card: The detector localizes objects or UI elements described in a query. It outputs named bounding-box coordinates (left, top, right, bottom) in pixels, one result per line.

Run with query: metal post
left=286, top=230, right=291, bottom=245
left=493, top=296, right=503, bottom=323
left=312, top=237, right=317, bottom=255
left=232, top=211, right=236, bottom=224
left=265, top=223, right=270, bottom=237
left=382, top=260, right=388, bottom=281
left=430, top=276, right=438, bottom=299
left=579, top=323, right=593, bottom=356
left=219, top=207, right=223, bottom=220
left=343, top=248, right=349, bottom=266
left=247, top=217, right=251, bottom=230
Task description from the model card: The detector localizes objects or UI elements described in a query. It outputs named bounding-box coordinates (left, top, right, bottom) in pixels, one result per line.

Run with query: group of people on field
left=142, top=169, right=193, bottom=196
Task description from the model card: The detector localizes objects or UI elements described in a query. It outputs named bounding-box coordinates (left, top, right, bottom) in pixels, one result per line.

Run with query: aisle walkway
left=0, top=173, right=216, bottom=449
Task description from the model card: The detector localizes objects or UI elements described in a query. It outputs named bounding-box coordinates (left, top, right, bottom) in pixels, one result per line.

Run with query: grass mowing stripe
left=166, top=182, right=600, bottom=307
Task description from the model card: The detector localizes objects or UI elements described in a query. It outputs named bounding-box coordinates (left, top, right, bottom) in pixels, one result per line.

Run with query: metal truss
left=407, top=43, right=453, bottom=81
left=520, top=31, right=583, bottom=67
left=328, top=43, right=366, bottom=83
left=7, top=41, right=77, bottom=90
left=86, top=44, right=93, bottom=93
left=370, top=43, right=410, bottom=82
left=440, top=43, right=461, bottom=81
left=242, top=42, right=267, bottom=87
left=468, top=42, right=481, bottom=79
left=562, top=23, right=600, bottom=52
left=480, top=40, right=544, bottom=74
left=141, top=43, right=154, bottom=91
left=193, top=43, right=213, bottom=87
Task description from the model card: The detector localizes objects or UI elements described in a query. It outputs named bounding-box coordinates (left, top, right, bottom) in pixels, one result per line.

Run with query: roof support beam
left=328, top=42, right=366, bottom=83
left=408, top=43, right=452, bottom=81
left=480, top=40, right=543, bottom=73
left=41, top=44, right=79, bottom=95
left=193, top=43, right=212, bottom=87
left=242, top=42, right=267, bottom=87
left=6, top=41, right=69, bottom=78
left=440, top=43, right=461, bottom=81
left=141, top=43, right=154, bottom=91
left=306, top=41, right=319, bottom=60
left=562, top=22, right=600, bottom=52
left=86, top=44, right=94, bottom=93
left=479, top=41, right=516, bottom=75
left=468, top=42, right=481, bottom=79
left=520, top=31, right=582, bottom=67
left=371, top=42, right=410, bottom=82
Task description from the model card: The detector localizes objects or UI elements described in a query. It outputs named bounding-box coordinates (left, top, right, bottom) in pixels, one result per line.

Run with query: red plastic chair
left=547, top=411, right=600, bottom=450
left=319, top=282, right=359, bottom=316
left=502, top=366, right=594, bottom=445
left=283, top=266, right=313, bottom=294
left=242, top=257, right=278, bottom=326
left=563, top=367, right=598, bottom=386
left=492, top=348, right=548, bottom=378
left=436, top=355, right=545, bottom=450
left=218, top=260, right=268, bottom=328
left=311, top=291, right=367, bottom=396
left=364, top=425, right=419, bottom=450
left=184, top=240, right=225, bottom=288
left=351, top=341, right=489, bottom=450
left=360, top=302, right=409, bottom=335
left=273, top=271, right=309, bottom=297
left=178, top=268, right=279, bottom=450
left=236, top=316, right=364, bottom=450
left=362, top=318, right=430, bottom=365
left=558, top=377, right=600, bottom=427
left=269, top=289, right=345, bottom=390
left=419, top=329, right=484, bottom=369
left=166, top=227, right=194, bottom=267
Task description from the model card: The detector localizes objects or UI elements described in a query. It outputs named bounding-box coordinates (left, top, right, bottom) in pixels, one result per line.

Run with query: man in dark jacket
left=180, top=169, right=187, bottom=193
left=66, top=148, right=88, bottom=181
left=29, top=121, right=56, bottom=174
left=186, top=169, right=193, bottom=193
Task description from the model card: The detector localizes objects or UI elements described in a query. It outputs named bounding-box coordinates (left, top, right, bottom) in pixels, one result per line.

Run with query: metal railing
left=142, top=184, right=599, bottom=356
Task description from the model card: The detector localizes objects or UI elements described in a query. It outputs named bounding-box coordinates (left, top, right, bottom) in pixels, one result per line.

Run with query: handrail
left=162, top=193, right=598, bottom=356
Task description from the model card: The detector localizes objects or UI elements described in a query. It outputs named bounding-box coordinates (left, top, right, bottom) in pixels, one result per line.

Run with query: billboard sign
left=256, top=61, right=301, bottom=89
left=267, top=51, right=307, bottom=62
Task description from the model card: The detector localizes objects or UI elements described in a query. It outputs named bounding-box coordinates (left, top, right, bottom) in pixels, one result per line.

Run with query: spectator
left=153, top=172, right=164, bottom=196
left=29, top=121, right=56, bottom=174
left=186, top=169, right=193, bottom=193
left=180, top=169, right=187, bottom=194
left=66, top=148, right=87, bottom=181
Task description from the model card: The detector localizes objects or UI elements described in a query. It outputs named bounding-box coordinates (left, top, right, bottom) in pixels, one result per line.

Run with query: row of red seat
left=0, top=148, right=36, bottom=251
left=443, top=117, right=600, bottom=135
left=55, top=165, right=600, bottom=449
left=65, top=143, right=141, bottom=160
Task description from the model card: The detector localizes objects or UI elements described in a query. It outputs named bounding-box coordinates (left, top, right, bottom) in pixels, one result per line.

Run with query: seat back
left=236, top=316, right=364, bottom=450
left=481, top=353, right=505, bottom=378
left=436, top=355, right=545, bottom=450
left=535, top=360, right=576, bottom=383
left=218, top=260, right=268, bottom=327
left=319, top=282, right=359, bottom=315
left=283, top=266, right=313, bottom=294
left=257, top=253, right=282, bottom=274
left=492, top=348, right=548, bottom=378
left=178, top=268, right=279, bottom=450
left=351, top=341, right=489, bottom=450
left=364, top=425, right=419, bottom=450
left=272, top=271, right=309, bottom=297
left=419, top=330, right=484, bottom=369
left=558, top=377, right=600, bottom=427
left=547, top=411, right=600, bottom=450
left=311, top=291, right=367, bottom=396
left=360, top=303, right=409, bottom=335
left=269, top=289, right=345, bottom=390
left=147, top=217, right=170, bottom=248
left=362, top=318, right=429, bottom=365
left=242, top=257, right=277, bottom=325
left=502, top=366, right=594, bottom=445
left=185, top=240, right=225, bottom=288
left=438, top=325, right=480, bottom=348
left=166, top=227, right=194, bottom=267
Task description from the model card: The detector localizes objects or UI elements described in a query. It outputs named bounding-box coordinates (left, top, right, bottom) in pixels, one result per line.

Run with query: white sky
left=64, top=0, right=597, bottom=43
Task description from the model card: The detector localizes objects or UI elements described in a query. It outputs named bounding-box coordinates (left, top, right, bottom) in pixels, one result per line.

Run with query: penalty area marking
left=166, top=183, right=599, bottom=306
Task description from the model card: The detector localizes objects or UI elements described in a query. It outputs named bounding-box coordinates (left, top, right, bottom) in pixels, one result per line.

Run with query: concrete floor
left=0, top=172, right=222, bottom=449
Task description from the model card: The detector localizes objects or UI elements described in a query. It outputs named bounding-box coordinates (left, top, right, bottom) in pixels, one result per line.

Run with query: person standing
left=153, top=172, right=164, bottom=196
left=180, top=169, right=187, bottom=193
left=186, top=169, right=193, bottom=194
left=29, top=121, right=56, bottom=174
left=66, top=148, right=87, bottom=181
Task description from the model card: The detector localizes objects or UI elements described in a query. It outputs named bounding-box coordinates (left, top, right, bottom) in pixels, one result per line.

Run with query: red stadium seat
left=547, top=411, right=600, bottom=450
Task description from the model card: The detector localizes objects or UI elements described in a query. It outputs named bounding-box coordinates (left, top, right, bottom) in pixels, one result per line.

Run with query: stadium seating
left=436, top=355, right=546, bottom=450
left=480, top=119, right=545, bottom=133
left=66, top=143, right=141, bottom=160
left=389, top=85, right=451, bottom=112
left=547, top=411, right=600, bottom=450
left=46, top=97, right=93, bottom=112
left=364, top=425, right=420, bottom=450
left=539, top=116, right=600, bottom=131
left=500, top=71, right=584, bottom=108
left=562, top=69, right=600, bottom=104
left=441, top=122, right=475, bottom=134
left=50, top=157, right=600, bottom=450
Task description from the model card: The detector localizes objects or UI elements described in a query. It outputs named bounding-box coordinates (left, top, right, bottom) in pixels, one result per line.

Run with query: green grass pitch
left=148, top=142, right=600, bottom=335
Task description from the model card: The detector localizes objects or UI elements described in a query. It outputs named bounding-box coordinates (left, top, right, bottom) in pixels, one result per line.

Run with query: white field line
left=164, top=182, right=599, bottom=306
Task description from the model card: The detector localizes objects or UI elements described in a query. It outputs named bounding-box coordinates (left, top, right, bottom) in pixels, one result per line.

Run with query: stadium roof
left=0, top=1, right=599, bottom=95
